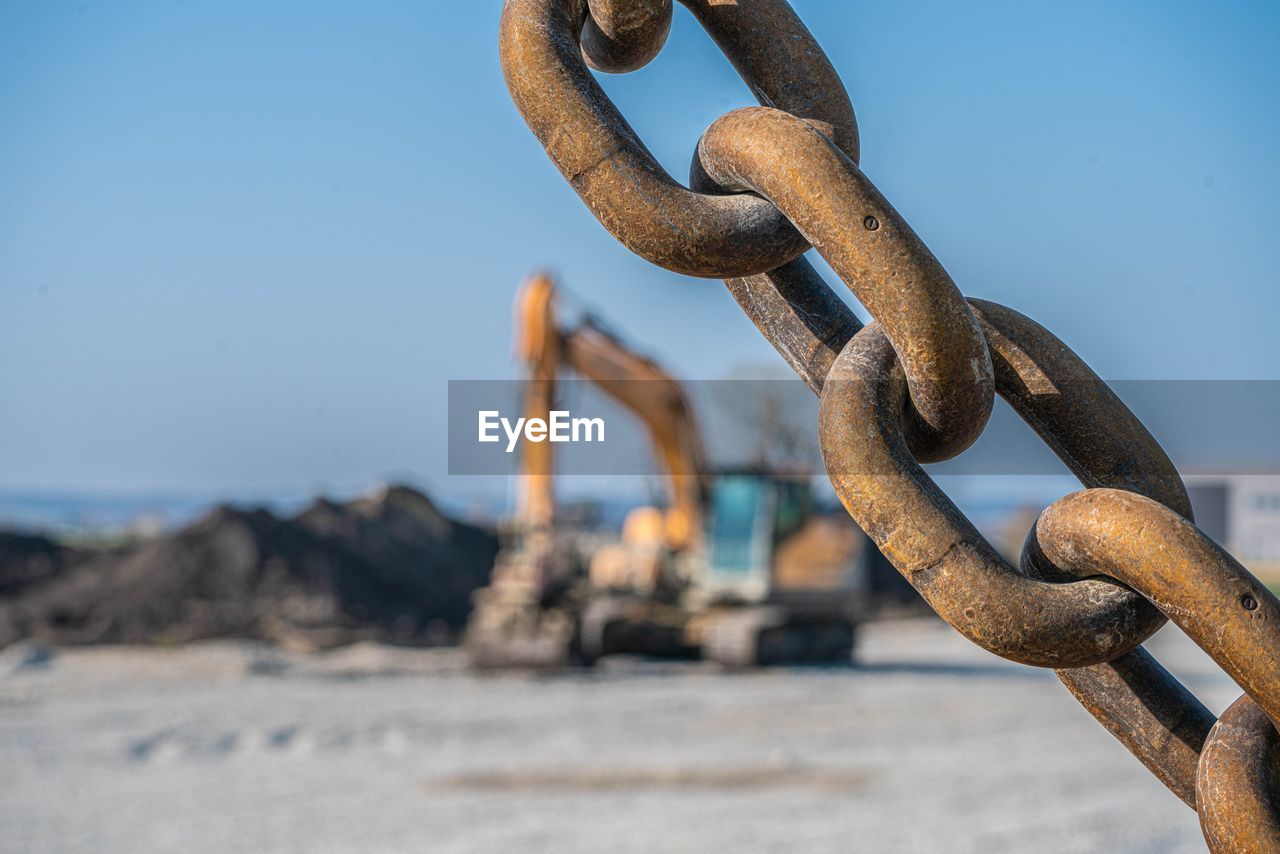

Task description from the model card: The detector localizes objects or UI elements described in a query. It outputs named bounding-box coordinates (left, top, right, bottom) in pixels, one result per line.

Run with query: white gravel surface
left=0, top=619, right=1238, bottom=853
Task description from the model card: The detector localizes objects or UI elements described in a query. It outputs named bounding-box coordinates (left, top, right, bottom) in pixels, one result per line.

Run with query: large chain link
left=500, top=1, right=1280, bottom=848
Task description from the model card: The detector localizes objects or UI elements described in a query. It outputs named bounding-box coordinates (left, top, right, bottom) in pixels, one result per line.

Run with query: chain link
left=499, top=1, right=1280, bottom=848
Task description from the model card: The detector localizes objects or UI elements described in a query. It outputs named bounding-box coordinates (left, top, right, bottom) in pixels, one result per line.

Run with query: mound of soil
left=0, top=532, right=84, bottom=597
left=0, top=485, right=498, bottom=649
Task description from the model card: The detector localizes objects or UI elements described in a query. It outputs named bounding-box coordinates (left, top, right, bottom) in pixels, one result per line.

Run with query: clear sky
left=2, top=1, right=1278, bottom=502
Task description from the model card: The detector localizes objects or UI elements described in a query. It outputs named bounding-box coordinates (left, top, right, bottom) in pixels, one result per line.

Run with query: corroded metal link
left=724, top=256, right=863, bottom=394
left=1197, top=694, right=1280, bottom=852
left=585, top=0, right=861, bottom=155
left=678, top=0, right=858, bottom=158
left=499, top=0, right=858, bottom=278
left=1036, top=490, right=1280, bottom=725
left=1034, top=484, right=1280, bottom=827
left=581, top=0, right=672, bottom=74
left=700, top=107, right=993, bottom=462
left=1057, top=650, right=1215, bottom=807
left=724, top=251, right=1219, bottom=804
left=1036, top=490, right=1280, bottom=847
left=817, top=300, right=1182, bottom=667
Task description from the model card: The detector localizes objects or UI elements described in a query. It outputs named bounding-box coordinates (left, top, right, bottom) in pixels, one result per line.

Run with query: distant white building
left=1184, top=474, right=1280, bottom=578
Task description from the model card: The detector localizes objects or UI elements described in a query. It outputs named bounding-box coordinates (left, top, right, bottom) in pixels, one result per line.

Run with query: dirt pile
left=0, top=532, right=85, bottom=597
left=0, top=485, right=498, bottom=649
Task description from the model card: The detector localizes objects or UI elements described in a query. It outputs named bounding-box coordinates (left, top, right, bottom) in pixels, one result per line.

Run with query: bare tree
left=708, top=363, right=821, bottom=474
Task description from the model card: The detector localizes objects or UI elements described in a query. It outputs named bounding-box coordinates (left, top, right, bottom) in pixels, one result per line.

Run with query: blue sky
left=1, top=0, right=1278, bottom=502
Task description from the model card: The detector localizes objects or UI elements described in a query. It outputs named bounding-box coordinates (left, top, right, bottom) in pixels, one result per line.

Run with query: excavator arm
left=512, top=272, right=706, bottom=551
left=562, top=320, right=706, bottom=550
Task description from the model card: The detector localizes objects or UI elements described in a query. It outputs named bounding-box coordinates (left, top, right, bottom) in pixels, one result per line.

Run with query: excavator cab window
left=771, top=478, right=811, bottom=546
left=703, top=474, right=774, bottom=601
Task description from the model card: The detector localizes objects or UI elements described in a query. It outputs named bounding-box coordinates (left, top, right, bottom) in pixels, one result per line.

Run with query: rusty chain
left=499, top=0, right=1280, bottom=848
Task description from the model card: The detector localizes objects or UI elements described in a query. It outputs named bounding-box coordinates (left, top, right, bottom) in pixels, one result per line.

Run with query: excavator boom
left=513, top=272, right=706, bottom=551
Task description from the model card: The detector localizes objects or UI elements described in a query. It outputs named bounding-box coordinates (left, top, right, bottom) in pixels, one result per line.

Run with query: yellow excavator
left=464, top=272, right=870, bottom=668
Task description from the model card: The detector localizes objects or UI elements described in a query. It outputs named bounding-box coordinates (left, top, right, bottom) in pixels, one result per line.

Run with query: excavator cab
left=701, top=472, right=811, bottom=603
left=691, top=471, right=864, bottom=666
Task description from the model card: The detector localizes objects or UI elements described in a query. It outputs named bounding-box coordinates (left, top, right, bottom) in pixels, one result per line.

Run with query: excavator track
left=702, top=606, right=856, bottom=668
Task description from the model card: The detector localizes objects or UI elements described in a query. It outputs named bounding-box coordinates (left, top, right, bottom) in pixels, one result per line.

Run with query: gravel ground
left=0, top=618, right=1237, bottom=853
